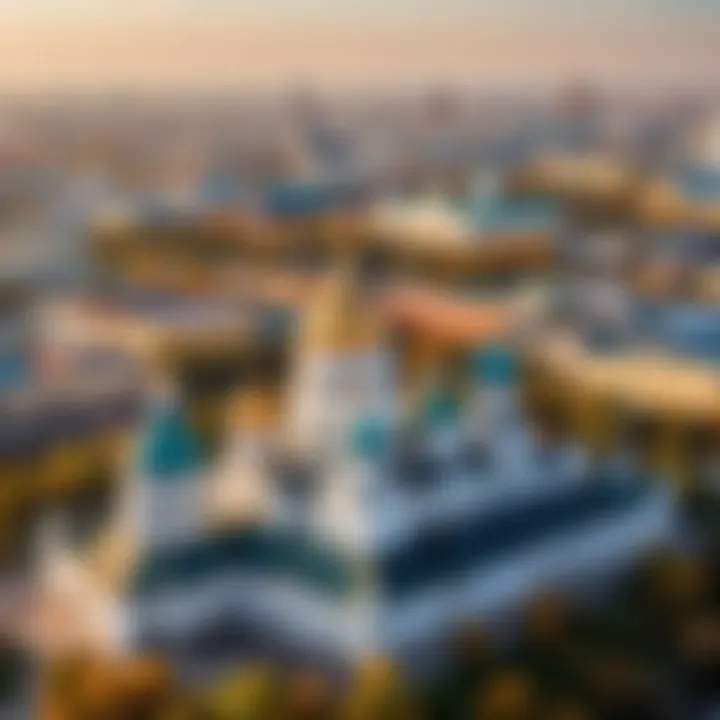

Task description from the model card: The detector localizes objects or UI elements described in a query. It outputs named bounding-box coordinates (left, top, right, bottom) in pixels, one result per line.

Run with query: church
left=35, top=262, right=677, bottom=670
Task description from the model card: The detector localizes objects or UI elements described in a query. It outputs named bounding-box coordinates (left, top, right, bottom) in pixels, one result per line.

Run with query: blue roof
left=677, top=167, right=720, bottom=203
left=130, top=472, right=650, bottom=602
left=138, top=395, right=206, bottom=481
left=200, top=170, right=246, bottom=207
left=381, top=477, right=648, bottom=600
left=132, top=526, right=352, bottom=599
left=472, top=346, right=519, bottom=385
left=262, top=180, right=360, bottom=219
left=464, top=195, right=559, bottom=233
left=0, top=353, right=28, bottom=391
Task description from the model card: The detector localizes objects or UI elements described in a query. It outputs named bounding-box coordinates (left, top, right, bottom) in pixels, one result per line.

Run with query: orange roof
left=227, top=273, right=517, bottom=345
left=382, top=286, right=516, bottom=346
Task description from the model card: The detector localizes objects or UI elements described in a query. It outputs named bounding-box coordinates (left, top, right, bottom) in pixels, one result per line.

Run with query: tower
left=314, top=415, right=395, bottom=659
left=126, top=380, right=207, bottom=549
left=286, top=260, right=396, bottom=462
left=317, top=415, right=394, bottom=552
left=32, top=383, right=207, bottom=661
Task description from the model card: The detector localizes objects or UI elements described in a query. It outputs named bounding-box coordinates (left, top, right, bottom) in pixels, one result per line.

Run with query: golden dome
left=297, top=261, right=386, bottom=354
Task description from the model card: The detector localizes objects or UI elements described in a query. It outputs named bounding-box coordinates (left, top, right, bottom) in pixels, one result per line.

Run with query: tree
left=281, top=670, right=337, bottom=720
left=201, top=663, right=282, bottom=720
left=342, top=657, right=421, bottom=720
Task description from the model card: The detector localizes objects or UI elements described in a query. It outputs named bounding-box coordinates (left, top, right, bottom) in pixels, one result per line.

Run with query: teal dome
left=425, top=390, right=460, bottom=427
left=471, top=345, right=519, bottom=385
left=463, top=174, right=558, bottom=233
left=138, top=397, right=206, bottom=481
left=350, top=417, right=391, bottom=460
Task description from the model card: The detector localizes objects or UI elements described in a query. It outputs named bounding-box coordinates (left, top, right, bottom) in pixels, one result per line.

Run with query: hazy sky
left=1, top=0, right=718, bottom=91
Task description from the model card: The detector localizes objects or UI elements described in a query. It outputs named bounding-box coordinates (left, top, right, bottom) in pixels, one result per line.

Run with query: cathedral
left=36, top=263, right=677, bottom=670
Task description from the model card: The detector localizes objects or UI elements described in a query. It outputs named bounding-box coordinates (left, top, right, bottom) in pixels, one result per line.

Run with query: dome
left=264, top=180, right=337, bottom=218
left=138, top=391, right=206, bottom=481
left=371, top=196, right=472, bottom=246
left=424, top=389, right=461, bottom=427
left=350, top=417, right=391, bottom=460
left=472, top=345, right=519, bottom=385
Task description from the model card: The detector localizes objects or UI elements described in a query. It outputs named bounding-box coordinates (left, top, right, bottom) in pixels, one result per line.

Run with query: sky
left=0, top=0, right=718, bottom=92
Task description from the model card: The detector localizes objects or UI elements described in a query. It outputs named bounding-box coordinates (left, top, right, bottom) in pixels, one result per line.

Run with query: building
left=36, top=264, right=676, bottom=672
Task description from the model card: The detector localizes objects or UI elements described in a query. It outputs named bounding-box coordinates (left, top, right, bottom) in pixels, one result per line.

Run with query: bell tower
left=286, top=259, right=396, bottom=462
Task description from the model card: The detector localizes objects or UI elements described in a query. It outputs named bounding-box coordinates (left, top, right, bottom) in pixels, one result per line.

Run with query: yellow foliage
left=202, top=663, right=283, bottom=720
left=342, top=656, right=420, bottom=720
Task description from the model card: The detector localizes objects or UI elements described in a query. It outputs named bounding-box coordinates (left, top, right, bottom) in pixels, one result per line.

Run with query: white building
left=39, top=264, right=676, bottom=669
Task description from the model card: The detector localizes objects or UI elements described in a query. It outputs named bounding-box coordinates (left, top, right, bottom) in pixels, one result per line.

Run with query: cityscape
left=0, top=2, right=719, bottom=718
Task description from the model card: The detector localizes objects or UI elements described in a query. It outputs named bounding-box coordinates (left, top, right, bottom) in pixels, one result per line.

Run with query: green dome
left=471, top=345, right=519, bottom=385
left=425, top=389, right=460, bottom=427
left=350, top=417, right=391, bottom=460
left=138, top=395, right=206, bottom=481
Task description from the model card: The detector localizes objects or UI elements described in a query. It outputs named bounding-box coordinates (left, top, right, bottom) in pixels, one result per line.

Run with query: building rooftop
left=532, top=334, right=720, bottom=422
